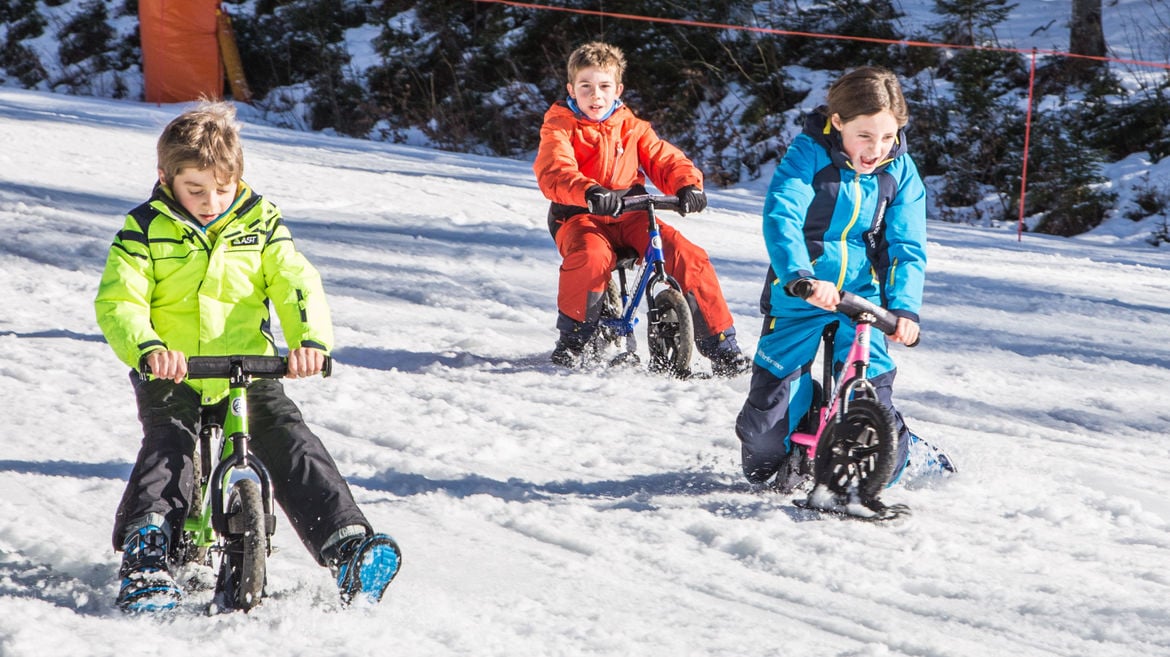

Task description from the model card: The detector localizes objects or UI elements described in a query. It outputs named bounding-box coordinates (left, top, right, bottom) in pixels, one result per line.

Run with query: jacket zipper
left=835, top=176, right=863, bottom=289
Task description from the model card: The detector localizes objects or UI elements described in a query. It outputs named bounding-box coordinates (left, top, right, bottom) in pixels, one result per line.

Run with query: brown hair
left=157, top=101, right=244, bottom=184
left=825, top=66, right=909, bottom=127
left=566, top=41, right=627, bottom=86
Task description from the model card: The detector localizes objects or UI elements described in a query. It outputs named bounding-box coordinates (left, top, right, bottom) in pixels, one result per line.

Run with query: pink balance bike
left=787, top=281, right=918, bottom=521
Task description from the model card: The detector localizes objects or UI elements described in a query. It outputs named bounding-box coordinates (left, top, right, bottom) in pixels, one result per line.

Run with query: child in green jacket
left=95, top=102, right=400, bottom=612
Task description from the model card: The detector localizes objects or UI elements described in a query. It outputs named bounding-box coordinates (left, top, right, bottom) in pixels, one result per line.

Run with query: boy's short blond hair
left=567, top=41, right=627, bottom=86
left=157, top=101, right=244, bottom=184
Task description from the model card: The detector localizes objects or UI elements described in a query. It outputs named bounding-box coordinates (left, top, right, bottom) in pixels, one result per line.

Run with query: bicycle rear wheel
left=813, top=398, right=898, bottom=502
left=179, top=453, right=209, bottom=567
left=647, top=288, right=694, bottom=376
left=593, top=275, right=624, bottom=350
left=216, top=479, right=267, bottom=611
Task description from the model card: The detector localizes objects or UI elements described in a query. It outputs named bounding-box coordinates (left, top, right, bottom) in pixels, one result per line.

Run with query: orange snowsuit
left=533, top=100, right=734, bottom=338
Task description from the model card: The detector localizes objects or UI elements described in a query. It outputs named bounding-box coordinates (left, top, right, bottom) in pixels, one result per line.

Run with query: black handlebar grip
left=140, top=354, right=334, bottom=380
left=619, top=194, right=683, bottom=214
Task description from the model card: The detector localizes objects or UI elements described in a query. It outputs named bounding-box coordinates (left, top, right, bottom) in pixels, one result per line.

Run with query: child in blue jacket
left=736, top=67, right=935, bottom=506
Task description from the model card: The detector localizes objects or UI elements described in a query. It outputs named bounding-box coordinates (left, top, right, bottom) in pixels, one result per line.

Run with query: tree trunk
left=1067, top=0, right=1107, bottom=82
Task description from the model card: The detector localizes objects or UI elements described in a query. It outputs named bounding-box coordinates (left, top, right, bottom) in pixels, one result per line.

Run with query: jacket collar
left=803, top=106, right=908, bottom=174
left=152, top=180, right=261, bottom=229
left=565, top=97, right=624, bottom=123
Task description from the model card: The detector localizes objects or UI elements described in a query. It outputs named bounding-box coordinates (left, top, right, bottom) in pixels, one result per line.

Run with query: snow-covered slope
left=1, top=88, right=1168, bottom=657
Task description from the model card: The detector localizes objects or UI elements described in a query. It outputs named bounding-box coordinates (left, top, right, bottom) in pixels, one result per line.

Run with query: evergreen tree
left=1024, top=108, right=1116, bottom=236
left=58, top=0, right=113, bottom=67
left=764, top=0, right=906, bottom=71
left=928, top=0, right=1016, bottom=46
left=912, top=0, right=1026, bottom=223
left=0, top=0, right=47, bottom=87
left=365, top=0, right=549, bottom=152
left=229, top=0, right=371, bottom=134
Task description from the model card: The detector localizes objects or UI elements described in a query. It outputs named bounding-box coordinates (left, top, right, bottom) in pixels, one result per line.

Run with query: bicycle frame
left=788, top=316, right=881, bottom=461
left=184, top=361, right=278, bottom=552
left=785, top=285, right=913, bottom=459
left=597, top=194, right=684, bottom=346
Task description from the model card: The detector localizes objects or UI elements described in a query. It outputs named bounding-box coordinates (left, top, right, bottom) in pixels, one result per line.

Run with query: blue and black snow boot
left=329, top=533, right=402, bottom=606
left=907, top=433, right=957, bottom=476
left=889, top=433, right=957, bottom=485
left=698, top=329, right=750, bottom=377
left=116, top=525, right=182, bottom=613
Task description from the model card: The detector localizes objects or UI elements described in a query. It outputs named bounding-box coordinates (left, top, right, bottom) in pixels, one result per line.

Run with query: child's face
left=162, top=166, right=239, bottom=226
left=831, top=109, right=900, bottom=174
left=567, top=66, right=623, bottom=121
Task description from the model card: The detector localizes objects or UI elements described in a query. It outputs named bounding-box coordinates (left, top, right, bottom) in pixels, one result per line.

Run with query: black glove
left=786, top=278, right=816, bottom=299
left=586, top=185, right=623, bottom=217
left=677, top=185, right=706, bottom=215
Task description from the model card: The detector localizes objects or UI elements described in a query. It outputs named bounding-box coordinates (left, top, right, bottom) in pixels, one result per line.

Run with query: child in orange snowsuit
left=534, top=41, right=747, bottom=376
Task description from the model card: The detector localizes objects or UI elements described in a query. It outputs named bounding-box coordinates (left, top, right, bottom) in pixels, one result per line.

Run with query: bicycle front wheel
left=814, top=398, right=898, bottom=502
left=216, top=479, right=267, bottom=611
left=647, top=288, right=694, bottom=376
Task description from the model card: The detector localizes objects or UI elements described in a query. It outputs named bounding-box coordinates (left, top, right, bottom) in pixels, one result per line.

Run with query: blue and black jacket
left=760, top=108, right=927, bottom=322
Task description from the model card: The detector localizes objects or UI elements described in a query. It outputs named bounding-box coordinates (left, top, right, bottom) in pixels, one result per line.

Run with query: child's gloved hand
left=676, top=185, right=706, bottom=215
left=586, top=185, right=622, bottom=217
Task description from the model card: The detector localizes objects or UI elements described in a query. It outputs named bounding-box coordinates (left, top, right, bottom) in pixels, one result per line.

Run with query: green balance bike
left=152, top=354, right=332, bottom=612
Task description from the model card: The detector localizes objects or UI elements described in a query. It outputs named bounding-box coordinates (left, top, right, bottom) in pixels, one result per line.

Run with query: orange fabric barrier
left=140, top=0, right=223, bottom=103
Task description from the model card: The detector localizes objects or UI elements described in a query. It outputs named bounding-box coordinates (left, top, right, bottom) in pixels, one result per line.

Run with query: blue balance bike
left=593, top=194, right=694, bottom=377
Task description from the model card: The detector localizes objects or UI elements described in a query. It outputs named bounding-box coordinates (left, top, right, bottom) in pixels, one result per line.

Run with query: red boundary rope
left=477, top=0, right=1170, bottom=239
left=475, top=0, right=1170, bottom=71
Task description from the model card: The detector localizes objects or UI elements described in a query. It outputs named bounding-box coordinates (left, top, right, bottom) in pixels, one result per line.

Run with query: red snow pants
left=553, top=212, right=734, bottom=338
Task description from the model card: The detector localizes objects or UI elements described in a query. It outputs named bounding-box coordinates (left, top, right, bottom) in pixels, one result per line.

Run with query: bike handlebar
left=619, top=194, right=683, bottom=214
left=140, top=354, right=333, bottom=380
left=792, top=279, right=918, bottom=346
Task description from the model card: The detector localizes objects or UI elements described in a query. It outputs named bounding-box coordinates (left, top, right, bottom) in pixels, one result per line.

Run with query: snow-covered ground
left=1, top=87, right=1169, bottom=656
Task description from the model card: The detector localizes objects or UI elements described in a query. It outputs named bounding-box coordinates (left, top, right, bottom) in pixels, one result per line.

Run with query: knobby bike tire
left=647, top=288, right=694, bottom=376
left=813, top=398, right=898, bottom=502
left=217, top=479, right=267, bottom=610
left=179, top=451, right=210, bottom=568
left=594, top=276, right=624, bottom=350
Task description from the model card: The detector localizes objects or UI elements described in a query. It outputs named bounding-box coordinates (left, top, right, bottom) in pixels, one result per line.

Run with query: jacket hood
left=802, top=106, right=908, bottom=174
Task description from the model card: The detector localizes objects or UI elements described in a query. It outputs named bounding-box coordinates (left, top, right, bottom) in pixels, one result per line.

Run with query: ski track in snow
left=2, top=84, right=1170, bottom=657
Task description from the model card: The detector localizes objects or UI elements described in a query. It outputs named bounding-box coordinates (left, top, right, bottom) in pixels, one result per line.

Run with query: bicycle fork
left=199, top=367, right=278, bottom=545
left=603, top=201, right=681, bottom=360
left=789, top=317, right=880, bottom=460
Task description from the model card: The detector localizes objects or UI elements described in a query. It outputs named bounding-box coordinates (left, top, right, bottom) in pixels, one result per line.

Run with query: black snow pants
left=112, top=372, right=370, bottom=565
